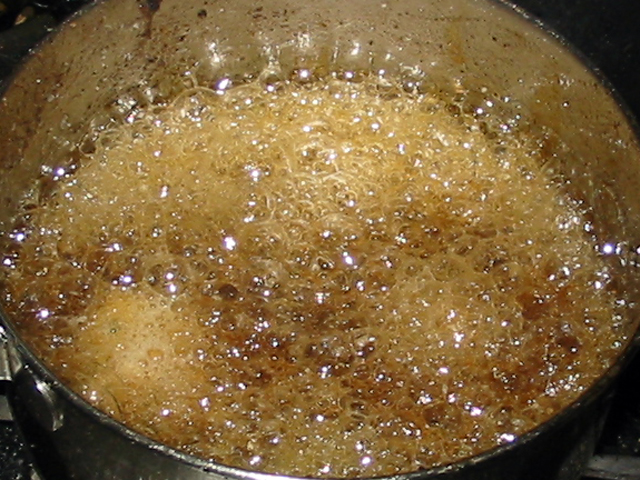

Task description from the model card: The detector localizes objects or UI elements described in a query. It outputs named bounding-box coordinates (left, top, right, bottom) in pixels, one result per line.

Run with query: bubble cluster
left=0, top=72, right=631, bottom=477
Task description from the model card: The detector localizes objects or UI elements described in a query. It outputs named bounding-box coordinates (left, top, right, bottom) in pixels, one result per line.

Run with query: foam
left=0, top=75, right=628, bottom=477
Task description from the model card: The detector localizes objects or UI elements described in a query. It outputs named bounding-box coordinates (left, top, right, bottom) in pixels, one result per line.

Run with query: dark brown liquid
left=0, top=75, right=630, bottom=477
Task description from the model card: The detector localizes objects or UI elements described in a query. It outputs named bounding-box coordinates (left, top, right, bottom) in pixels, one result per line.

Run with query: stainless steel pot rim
left=1, top=0, right=640, bottom=478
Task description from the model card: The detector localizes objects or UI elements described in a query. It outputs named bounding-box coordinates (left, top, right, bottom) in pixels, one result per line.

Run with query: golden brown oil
left=0, top=72, right=631, bottom=477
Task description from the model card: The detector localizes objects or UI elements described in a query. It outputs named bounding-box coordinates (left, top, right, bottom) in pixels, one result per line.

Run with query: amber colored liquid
left=0, top=74, right=630, bottom=477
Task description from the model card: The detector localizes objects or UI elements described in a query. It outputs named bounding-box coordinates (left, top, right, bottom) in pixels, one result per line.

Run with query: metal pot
left=2, top=0, right=640, bottom=479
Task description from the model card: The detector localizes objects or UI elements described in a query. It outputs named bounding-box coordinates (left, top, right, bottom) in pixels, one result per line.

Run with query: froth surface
left=0, top=75, right=628, bottom=477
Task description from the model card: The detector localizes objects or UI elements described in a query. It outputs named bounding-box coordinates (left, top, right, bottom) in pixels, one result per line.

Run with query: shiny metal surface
left=586, top=456, right=640, bottom=480
left=0, top=327, right=11, bottom=383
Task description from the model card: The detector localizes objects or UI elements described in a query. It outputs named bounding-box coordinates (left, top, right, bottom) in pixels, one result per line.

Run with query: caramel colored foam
left=0, top=75, right=629, bottom=477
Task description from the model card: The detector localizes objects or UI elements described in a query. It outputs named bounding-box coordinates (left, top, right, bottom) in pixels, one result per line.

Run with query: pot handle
left=0, top=329, right=10, bottom=380
left=0, top=325, right=64, bottom=431
left=585, top=455, right=640, bottom=480
left=12, top=366, right=65, bottom=432
left=0, top=325, right=14, bottom=421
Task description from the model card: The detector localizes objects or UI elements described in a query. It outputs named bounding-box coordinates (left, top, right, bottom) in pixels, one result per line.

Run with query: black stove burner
left=1, top=0, right=640, bottom=479
left=0, top=383, right=31, bottom=479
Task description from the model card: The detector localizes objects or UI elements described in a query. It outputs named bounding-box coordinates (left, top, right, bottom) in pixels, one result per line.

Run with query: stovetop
left=2, top=0, right=640, bottom=479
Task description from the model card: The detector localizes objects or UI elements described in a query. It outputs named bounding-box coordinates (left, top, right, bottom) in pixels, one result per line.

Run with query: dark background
left=1, top=0, right=640, bottom=478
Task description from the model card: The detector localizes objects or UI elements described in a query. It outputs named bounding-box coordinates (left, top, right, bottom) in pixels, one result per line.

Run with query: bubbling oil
left=0, top=70, right=631, bottom=477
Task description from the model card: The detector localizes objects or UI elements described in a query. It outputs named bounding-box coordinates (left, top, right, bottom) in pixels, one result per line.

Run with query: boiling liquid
left=0, top=74, right=629, bottom=477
